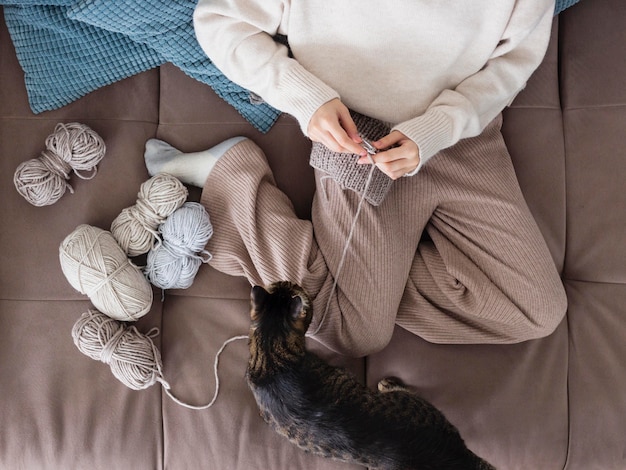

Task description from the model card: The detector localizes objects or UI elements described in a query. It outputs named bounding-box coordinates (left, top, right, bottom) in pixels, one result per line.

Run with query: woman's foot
left=144, top=136, right=248, bottom=187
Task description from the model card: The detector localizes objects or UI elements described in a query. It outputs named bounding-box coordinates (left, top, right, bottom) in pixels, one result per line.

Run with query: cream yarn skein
left=145, top=202, right=213, bottom=290
left=14, top=123, right=105, bottom=206
left=60, top=224, right=153, bottom=321
left=72, top=309, right=165, bottom=390
left=72, top=308, right=248, bottom=409
left=111, top=173, right=188, bottom=257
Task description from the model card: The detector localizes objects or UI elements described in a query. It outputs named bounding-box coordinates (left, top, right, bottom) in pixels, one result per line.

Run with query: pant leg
left=200, top=138, right=437, bottom=356
left=200, top=139, right=326, bottom=294
left=396, top=115, right=568, bottom=344
left=307, top=163, right=437, bottom=356
left=200, top=117, right=566, bottom=354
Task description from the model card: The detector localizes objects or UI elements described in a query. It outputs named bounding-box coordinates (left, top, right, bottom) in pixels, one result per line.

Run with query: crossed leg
left=396, top=115, right=567, bottom=343
left=199, top=115, right=566, bottom=356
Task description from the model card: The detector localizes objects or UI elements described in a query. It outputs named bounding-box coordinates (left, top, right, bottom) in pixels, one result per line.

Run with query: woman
left=146, top=0, right=566, bottom=356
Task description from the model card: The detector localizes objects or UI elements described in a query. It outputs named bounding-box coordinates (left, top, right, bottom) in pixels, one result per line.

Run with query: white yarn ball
left=146, top=248, right=203, bottom=290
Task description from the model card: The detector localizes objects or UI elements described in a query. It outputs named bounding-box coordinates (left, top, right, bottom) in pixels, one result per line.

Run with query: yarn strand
left=145, top=202, right=213, bottom=290
left=307, top=154, right=377, bottom=338
left=161, top=335, right=249, bottom=410
left=72, top=309, right=248, bottom=410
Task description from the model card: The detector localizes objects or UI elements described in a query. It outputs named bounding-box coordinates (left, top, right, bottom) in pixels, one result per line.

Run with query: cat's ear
left=251, top=285, right=268, bottom=308
left=289, top=295, right=305, bottom=320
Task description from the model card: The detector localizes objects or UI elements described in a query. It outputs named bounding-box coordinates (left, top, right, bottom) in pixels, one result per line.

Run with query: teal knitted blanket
left=1, top=0, right=581, bottom=133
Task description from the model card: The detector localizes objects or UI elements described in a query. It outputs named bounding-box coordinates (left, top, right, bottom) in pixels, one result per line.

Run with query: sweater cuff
left=392, top=110, right=453, bottom=166
left=403, top=159, right=424, bottom=177
left=278, top=65, right=340, bottom=135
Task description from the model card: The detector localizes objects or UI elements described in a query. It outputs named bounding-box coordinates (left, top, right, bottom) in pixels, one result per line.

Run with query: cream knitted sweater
left=194, top=0, right=555, bottom=167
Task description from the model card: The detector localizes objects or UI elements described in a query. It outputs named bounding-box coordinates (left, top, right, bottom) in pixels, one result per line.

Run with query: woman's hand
left=307, top=99, right=367, bottom=157
left=358, top=130, right=420, bottom=180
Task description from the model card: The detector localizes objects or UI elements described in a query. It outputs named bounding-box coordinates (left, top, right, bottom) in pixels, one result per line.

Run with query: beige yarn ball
left=13, top=122, right=105, bottom=206
left=111, top=173, right=188, bottom=257
left=59, top=224, right=153, bottom=321
left=72, top=309, right=165, bottom=390
left=13, top=157, right=72, bottom=207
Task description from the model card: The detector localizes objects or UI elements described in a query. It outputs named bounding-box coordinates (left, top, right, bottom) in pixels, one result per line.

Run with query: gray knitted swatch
left=309, top=112, right=393, bottom=206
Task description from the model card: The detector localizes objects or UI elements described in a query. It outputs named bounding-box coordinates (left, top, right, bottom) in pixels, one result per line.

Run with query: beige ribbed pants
left=200, top=115, right=567, bottom=357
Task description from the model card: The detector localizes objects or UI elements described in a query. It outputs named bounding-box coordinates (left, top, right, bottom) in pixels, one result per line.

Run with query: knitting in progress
left=59, top=224, right=153, bottom=322
left=309, top=112, right=393, bottom=206
left=111, top=173, right=188, bottom=257
left=13, top=122, right=105, bottom=206
left=145, top=202, right=213, bottom=290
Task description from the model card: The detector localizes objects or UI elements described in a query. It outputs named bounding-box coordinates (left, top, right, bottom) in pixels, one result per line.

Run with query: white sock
left=144, top=136, right=247, bottom=187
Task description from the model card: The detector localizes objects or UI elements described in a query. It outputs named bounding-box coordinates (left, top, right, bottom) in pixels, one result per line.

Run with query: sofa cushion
left=367, top=324, right=569, bottom=469
left=502, top=18, right=566, bottom=272
left=559, top=0, right=626, bottom=467
left=0, top=299, right=164, bottom=469
left=158, top=293, right=366, bottom=470
left=366, top=21, right=571, bottom=468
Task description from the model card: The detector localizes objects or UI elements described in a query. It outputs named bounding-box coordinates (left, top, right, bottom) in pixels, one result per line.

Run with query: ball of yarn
left=111, top=173, right=188, bottom=257
left=145, top=202, right=213, bottom=290
left=72, top=309, right=165, bottom=390
left=14, top=122, right=106, bottom=206
left=59, top=224, right=153, bottom=321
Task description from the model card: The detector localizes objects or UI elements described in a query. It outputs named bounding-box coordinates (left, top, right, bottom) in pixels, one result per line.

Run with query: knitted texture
left=555, top=0, right=581, bottom=14
left=0, top=0, right=73, bottom=5
left=2, top=5, right=163, bottom=113
left=66, top=0, right=280, bottom=132
left=310, top=112, right=393, bottom=206
left=2, top=0, right=579, bottom=130
left=2, top=1, right=280, bottom=132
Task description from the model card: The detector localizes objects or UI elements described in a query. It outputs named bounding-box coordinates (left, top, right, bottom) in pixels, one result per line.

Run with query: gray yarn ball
left=145, top=202, right=213, bottom=290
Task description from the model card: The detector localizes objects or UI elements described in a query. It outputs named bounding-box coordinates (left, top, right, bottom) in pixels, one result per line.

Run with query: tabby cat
left=246, top=281, right=495, bottom=470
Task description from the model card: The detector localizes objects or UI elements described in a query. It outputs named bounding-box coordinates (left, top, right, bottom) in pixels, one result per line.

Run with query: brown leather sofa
left=1, top=1, right=625, bottom=468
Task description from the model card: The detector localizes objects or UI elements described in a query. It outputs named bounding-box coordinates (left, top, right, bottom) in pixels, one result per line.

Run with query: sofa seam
left=561, top=103, right=626, bottom=112
left=0, top=116, right=159, bottom=125
left=561, top=278, right=626, bottom=286
left=156, top=65, right=166, bottom=470
left=557, top=13, right=572, bottom=470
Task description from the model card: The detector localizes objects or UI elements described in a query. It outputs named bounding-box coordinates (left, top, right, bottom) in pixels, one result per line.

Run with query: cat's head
left=250, top=281, right=312, bottom=336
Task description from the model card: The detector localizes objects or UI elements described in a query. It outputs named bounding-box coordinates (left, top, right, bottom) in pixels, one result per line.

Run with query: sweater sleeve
left=193, top=0, right=339, bottom=134
left=393, top=0, right=555, bottom=172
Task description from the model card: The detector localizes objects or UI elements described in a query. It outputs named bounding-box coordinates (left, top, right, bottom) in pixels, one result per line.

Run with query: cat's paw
left=377, top=377, right=408, bottom=393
